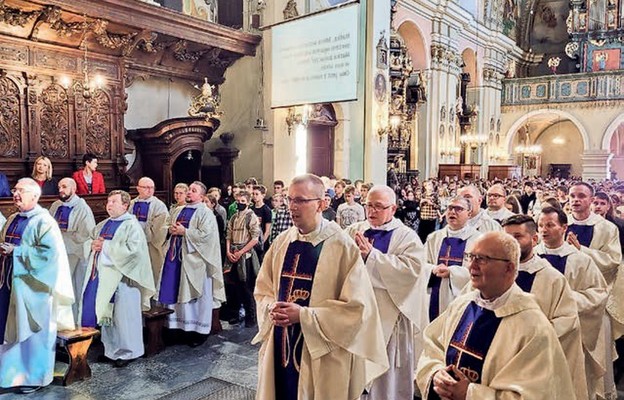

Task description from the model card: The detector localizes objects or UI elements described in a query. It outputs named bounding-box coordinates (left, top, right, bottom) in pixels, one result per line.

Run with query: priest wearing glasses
left=416, top=231, right=575, bottom=399
left=253, top=174, right=388, bottom=400
left=346, top=185, right=424, bottom=400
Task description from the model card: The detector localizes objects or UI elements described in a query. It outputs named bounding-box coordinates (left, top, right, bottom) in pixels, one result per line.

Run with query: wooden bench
left=143, top=306, right=174, bottom=357
left=55, top=328, right=100, bottom=386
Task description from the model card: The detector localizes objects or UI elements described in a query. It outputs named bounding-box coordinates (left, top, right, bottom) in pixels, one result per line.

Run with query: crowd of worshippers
left=1, top=166, right=624, bottom=399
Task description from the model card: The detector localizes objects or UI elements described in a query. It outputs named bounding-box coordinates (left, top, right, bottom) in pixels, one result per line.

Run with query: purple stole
left=515, top=271, right=537, bottom=292
left=53, top=205, right=73, bottom=231
left=444, top=302, right=502, bottom=386
left=274, top=240, right=323, bottom=400
left=0, top=215, right=29, bottom=341
left=132, top=201, right=150, bottom=223
left=566, top=224, right=594, bottom=248
left=363, top=228, right=396, bottom=254
left=81, top=219, right=125, bottom=327
left=539, top=254, right=569, bottom=275
left=158, top=207, right=197, bottom=304
left=429, top=237, right=466, bottom=322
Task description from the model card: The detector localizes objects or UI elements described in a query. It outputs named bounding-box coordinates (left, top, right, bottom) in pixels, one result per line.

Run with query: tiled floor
left=0, top=323, right=258, bottom=400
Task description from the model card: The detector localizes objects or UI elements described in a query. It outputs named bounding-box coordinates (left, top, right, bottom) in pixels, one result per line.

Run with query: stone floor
left=0, top=323, right=259, bottom=400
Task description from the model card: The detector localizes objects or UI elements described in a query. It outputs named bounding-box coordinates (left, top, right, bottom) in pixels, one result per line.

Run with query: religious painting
left=374, top=73, right=387, bottom=103
left=376, top=31, right=389, bottom=69
left=591, top=49, right=620, bottom=71
left=183, top=0, right=217, bottom=22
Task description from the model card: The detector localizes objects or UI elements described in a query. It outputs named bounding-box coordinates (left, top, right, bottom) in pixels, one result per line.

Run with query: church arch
left=504, top=109, right=589, bottom=154
left=601, top=113, right=624, bottom=150
left=461, top=48, right=479, bottom=87
left=397, top=20, right=429, bottom=70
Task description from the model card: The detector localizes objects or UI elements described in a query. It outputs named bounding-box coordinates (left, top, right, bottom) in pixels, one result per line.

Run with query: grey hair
left=367, top=185, right=397, bottom=204
left=480, top=231, right=520, bottom=272
left=291, top=174, right=325, bottom=198
left=191, top=181, right=207, bottom=195
left=17, top=177, right=42, bottom=198
left=448, top=195, right=472, bottom=212
left=459, top=184, right=482, bottom=199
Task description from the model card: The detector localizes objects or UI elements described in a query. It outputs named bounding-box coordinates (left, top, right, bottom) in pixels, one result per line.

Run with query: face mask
left=237, top=202, right=247, bottom=211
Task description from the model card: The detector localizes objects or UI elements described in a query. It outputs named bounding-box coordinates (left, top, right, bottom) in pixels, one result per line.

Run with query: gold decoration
left=188, top=78, right=222, bottom=119
left=0, top=0, right=40, bottom=27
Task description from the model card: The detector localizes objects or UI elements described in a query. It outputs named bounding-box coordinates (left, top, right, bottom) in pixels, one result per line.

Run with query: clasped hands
left=354, top=231, right=373, bottom=260
left=432, top=365, right=470, bottom=400
left=168, top=222, right=186, bottom=236
left=269, top=301, right=301, bottom=327
left=433, top=263, right=451, bottom=278
left=0, top=242, right=14, bottom=256
left=226, top=249, right=243, bottom=263
left=566, top=231, right=581, bottom=250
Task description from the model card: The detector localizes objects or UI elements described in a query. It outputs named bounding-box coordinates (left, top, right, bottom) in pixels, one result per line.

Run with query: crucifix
left=438, top=245, right=463, bottom=266
left=449, top=321, right=482, bottom=383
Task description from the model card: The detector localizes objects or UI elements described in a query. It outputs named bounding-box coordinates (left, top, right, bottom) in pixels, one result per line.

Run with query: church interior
left=0, top=0, right=623, bottom=398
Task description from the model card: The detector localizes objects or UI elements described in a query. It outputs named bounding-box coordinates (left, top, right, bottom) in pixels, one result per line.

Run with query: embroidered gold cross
left=449, top=321, right=482, bottom=382
left=439, top=245, right=463, bottom=266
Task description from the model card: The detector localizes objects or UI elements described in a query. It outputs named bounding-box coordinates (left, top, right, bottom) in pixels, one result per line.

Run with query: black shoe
left=113, top=359, right=131, bottom=368
left=97, top=354, right=112, bottom=363
left=18, top=386, right=42, bottom=394
left=187, top=333, right=208, bottom=348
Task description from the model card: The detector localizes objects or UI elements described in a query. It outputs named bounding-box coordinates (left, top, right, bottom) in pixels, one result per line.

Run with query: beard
left=59, top=193, right=71, bottom=202
left=520, top=247, right=532, bottom=261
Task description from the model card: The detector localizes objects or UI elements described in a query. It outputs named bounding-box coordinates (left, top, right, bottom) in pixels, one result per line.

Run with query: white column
left=581, top=150, right=613, bottom=180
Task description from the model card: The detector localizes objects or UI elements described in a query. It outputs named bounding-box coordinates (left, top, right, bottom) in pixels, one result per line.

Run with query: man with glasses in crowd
left=485, top=184, right=515, bottom=224
left=417, top=231, right=575, bottom=399
left=253, top=174, right=388, bottom=400
left=130, top=177, right=169, bottom=288
left=501, top=214, right=587, bottom=399
left=346, top=185, right=423, bottom=400
left=0, top=178, right=74, bottom=392
left=458, top=185, right=501, bottom=233
left=416, top=196, right=481, bottom=327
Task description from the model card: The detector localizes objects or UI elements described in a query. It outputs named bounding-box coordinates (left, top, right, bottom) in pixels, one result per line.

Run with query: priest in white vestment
left=253, top=174, right=388, bottom=400
left=568, top=182, right=622, bottom=399
left=79, top=190, right=155, bottom=368
left=536, top=206, right=609, bottom=399
left=49, top=177, right=96, bottom=321
left=415, top=196, right=481, bottom=333
left=0, top=211, right=5, bottom=230
left=0, top=178, right=74, bottom=392
left=485, top=184, right=515, bottom=224
left=345, top=185, right=423, bottom=400
left=458, top=185, right=501, bottom=233
left=158, top=181, right=225, bottom=345
left=416, top=231, right=575, bottom=400
left=130, top=177, right=169, bottom=286
left=501, top=214, right=587, bottom=399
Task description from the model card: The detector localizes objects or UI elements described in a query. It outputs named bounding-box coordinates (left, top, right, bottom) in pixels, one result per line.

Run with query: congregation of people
left=1, top=157, right=624, bottom=400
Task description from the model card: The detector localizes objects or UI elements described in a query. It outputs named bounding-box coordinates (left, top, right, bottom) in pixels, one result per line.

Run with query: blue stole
left=0, top=215, right=29, bottom=341
left=363, top=228, right=396, bottom=254
left=539, top=254, right=568, bottom=275
left=567, top=224, right=594, bottom=248
left=159, top=207, right=197, bottom=304
left=515, top=271, right=537, bottom=292
left=445, top=302, right=502, bottom=385
left=274, top=240, right=323, bottom=400
left=53, top=205, right=73, bottom=231
left=132, top=201, right=150, bottom=223
left=81, top=219, right=125, bottom=327
left=429, top=237, right=466, bottom=322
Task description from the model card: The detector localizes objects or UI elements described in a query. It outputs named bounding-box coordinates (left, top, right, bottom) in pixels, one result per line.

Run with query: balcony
left=501, top=71, right=624, bottom=106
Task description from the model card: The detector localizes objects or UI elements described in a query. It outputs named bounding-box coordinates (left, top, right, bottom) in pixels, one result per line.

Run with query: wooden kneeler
left=143, top=306, right=174, bottom=357
left=55, top=328, right=100, bottom=386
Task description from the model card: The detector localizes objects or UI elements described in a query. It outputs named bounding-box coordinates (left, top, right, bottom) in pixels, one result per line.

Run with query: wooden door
left=307, top=124, right=334, bottom=177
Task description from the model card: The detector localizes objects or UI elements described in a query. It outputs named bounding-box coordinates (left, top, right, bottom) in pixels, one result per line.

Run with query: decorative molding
left=283, top=0, right=299, bottom=20
left=91, top=19, right=137, bottom=50
left=0, top=0, right=41, bottom=27
left=0, top=75, right=20, bottom=157
left=172, top=40, right=206, bottom=62
left=84, top=89, right=112, bottom=158
left=33, top=6, right=87, bottom=39
left=40, top=83, right=69, bottom=158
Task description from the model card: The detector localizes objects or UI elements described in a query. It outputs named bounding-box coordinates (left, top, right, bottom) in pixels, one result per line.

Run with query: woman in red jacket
left=72, top=153, right=106, bottom=195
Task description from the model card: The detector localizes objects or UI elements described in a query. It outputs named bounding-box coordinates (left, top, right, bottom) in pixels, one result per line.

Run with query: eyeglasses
left=11, top=188, right=33, bottom=195
left=463, top=252, right=510, bottom=265
left=365, top=203, right=393, bottom=212
left=285, top=196, right=321, bottom=206
left=447, top=205, right=468, bottom=213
